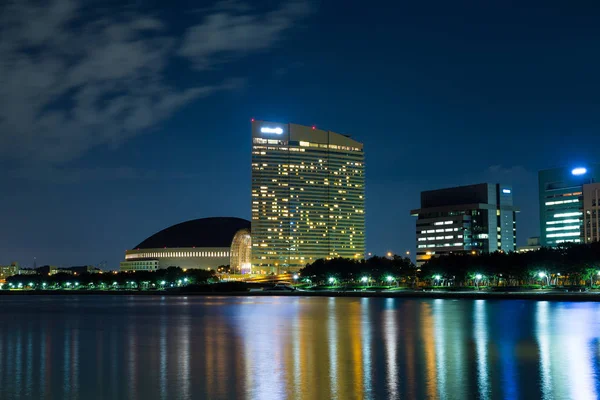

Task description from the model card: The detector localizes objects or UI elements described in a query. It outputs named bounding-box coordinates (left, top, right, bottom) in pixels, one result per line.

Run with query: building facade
left=517, top=237, right=541, bottom=253
left=251, top=120, right=365, bottom=273
left=411, top=183, right=518, bottom=267
left=120, top=217, right=251, bottom=272
left=0, top=263, right=19, bottom=281
left=539, top=165, right=600, bottom=247
left=583, top=182, right=600, bottom=243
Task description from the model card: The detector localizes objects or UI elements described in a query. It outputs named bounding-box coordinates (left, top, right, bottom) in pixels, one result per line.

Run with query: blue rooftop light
left=572, top=167, right=587, bottom=176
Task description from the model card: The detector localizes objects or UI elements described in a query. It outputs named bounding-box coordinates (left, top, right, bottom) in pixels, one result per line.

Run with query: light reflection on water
left=1, top=296, right=600, bottom=399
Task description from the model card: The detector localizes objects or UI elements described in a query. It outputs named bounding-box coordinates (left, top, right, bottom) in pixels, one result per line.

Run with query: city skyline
left=2, top=0, right=600, bottom=268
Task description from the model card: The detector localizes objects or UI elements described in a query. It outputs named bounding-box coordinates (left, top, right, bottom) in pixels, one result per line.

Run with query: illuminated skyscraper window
left=538, top=165, right=600, bottom=247
left=251, top=121, right=365, bottom=273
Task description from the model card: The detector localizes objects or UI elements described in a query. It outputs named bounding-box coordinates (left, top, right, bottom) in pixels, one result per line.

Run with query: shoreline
left=1, top=290, right=600, bottom=302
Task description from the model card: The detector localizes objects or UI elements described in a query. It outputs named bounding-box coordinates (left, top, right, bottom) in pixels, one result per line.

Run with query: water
left=0, top=296, right=599, bottom=400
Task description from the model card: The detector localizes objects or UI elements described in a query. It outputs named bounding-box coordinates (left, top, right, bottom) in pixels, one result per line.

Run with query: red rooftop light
left=312, top=126, right=316, bottom=130
left=251, top=118, right=255, bottom=122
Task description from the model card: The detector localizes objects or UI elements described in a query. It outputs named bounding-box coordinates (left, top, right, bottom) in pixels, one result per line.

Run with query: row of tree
left=299, top=256, right=417, bottom=285
left=299, top=242, right=600, bottom=288
left=2, top=267, right=217, bottom=289
left=422, top=242, right=600, bottom=287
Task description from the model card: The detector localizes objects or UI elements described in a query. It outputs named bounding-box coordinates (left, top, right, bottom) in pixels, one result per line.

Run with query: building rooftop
left=133, top=217, right=250, bottom=249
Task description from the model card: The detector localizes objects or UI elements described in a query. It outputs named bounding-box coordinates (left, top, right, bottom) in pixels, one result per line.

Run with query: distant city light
left=572, top=167, right=587, bottom=175
left=502, top=189, right=511, bottom=194
left=260, top=127, right=283, bottom=134
left=293, top=274, right=299, bottom=280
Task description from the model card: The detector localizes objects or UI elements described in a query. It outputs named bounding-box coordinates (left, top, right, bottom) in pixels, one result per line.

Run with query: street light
left=434, top=275, right=441, bottom=286
left=293, top=274, right=299, bottom=281
left=386, top=275, right=398, bottom=287
left=475, top=274, right=482, bottom=290
left=387, top=252, right=393, bottom=257
left=538, top=272, right=549, bottom=287
left=328, top=277, right=335, bottom=285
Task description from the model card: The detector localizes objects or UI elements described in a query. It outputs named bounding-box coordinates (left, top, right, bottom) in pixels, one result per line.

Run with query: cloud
left=180, top=0, right=311, bottom=69
left=0, top=0, right=309, bottom=165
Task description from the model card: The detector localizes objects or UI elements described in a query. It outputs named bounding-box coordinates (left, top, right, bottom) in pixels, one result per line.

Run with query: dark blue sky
left=1, top=0, right=600, bottom=268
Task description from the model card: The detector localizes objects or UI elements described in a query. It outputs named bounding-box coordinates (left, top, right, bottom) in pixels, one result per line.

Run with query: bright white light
left=547, top=232, right=581, bottom=238
left=293, top=274, right=298, bottom=280
left=547, top=219, right=580, bottom=225
left=386, top=276, right=393, bottom=282
left=554, top=212, right=582, bottom=218
left=475, top=274, right=482, bottom=280
left=545, top=199, right=579, bottom=206
left=546, top=225, right=580, bottom=231
left=328, top=277, right=335, bottom=283
left=572, top=167, right=587, bottom=175
left=502, top=189, right=511, bottom=194
left=434, top=275, right=441, bottom=280
left=260, top=127, right=283, bottom=134
left=361, top=277, right=368, bottom=282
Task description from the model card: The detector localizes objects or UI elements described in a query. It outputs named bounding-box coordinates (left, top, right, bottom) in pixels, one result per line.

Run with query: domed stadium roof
left=133, top=217, right=250, bottom=249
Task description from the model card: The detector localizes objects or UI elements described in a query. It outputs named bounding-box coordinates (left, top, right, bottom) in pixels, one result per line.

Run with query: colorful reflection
left=0, top=296, right=598, bottom=399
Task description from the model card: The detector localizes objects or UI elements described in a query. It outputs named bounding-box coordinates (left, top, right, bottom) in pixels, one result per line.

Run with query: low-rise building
left=120, top=217, right=251, bottom=272
left=517, top=237, right=542, bottom=253
left=0, top=262, right=19, bottom=280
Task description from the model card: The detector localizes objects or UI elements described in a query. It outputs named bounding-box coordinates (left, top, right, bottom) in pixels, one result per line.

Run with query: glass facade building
left=539, top=165, right=600, bottom=247
left=411, top=183, right=518, bottom=267
left=251, top=120, right=365, bottom=273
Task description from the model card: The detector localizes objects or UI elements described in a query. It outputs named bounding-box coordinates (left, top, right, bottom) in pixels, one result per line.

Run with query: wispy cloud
left=0, top=0, right=310, bottom=166
left=179, top=0, right=311, bottom=69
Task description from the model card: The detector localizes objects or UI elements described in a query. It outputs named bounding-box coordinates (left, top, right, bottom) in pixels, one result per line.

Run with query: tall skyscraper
left=411, top=183, right=518, bottom=267
left=539, top=164, right=600, bottom=246
left=251, top=120, right=365, bottom=273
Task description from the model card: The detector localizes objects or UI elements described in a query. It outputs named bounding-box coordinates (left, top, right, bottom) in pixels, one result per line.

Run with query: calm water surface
left=1, top=296, right=599, bottom=399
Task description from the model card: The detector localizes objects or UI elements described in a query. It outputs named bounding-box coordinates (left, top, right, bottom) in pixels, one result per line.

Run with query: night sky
left=1, top=0, right=600, bottom=269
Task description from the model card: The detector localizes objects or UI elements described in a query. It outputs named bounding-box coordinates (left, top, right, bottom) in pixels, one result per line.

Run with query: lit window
left=554, top=212, right=582, bottom=218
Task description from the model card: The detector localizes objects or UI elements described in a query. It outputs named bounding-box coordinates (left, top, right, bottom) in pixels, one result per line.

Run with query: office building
left=251, top=120, right=365, bottom=273
left=410, top=183, right=518, bottom=267
left=539, top=165, right=600, bottom=247
left=0, top=262, right=19, bottom=281
left=583, top=182, right=600, bottom=243
left=120, top=217, right=251, bottom=272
